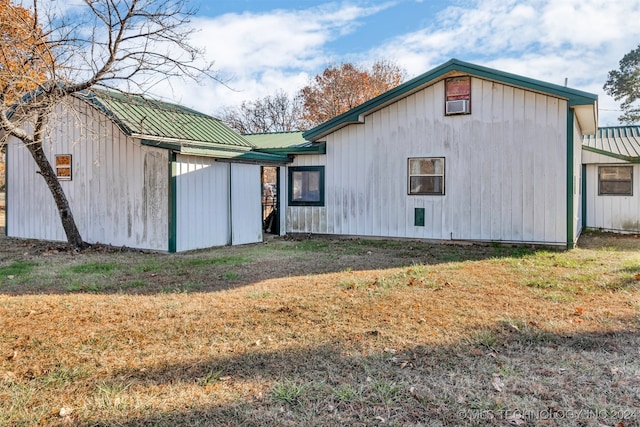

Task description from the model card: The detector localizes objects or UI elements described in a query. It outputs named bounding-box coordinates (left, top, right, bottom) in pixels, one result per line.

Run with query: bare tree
left=0, top=0, right=217, bottom=248
left=220, top=90, right=305, bottom=134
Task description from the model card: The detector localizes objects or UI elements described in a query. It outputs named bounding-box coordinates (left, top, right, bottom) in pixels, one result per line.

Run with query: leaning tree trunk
left=25, top=139, right=86, bottom=249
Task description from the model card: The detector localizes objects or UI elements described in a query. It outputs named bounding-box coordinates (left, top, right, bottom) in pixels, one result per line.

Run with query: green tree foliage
left=604, top=44, right=640, bottom=124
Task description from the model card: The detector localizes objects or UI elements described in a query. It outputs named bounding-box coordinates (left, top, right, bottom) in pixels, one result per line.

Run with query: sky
left=105, top=0, right=640, bottom=126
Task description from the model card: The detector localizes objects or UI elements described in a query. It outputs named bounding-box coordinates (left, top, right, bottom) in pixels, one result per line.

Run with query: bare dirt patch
left=1, top=231, right=639, bottom=426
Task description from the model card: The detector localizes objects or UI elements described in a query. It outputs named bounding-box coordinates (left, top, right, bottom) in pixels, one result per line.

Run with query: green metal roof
left=75, top=90, right=291, bottom=164
left=78, top=90, right=254, bottom=149
left=303, top=58, right=598, bottom=141
left=583, top=126, right=640, bottom=163
left=243, top=131, right=327, bottom=156
left=243, top=131, right=310, bottom=148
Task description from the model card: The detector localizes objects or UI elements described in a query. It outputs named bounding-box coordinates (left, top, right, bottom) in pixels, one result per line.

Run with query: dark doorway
left=261, top=166, right=279, bottom=234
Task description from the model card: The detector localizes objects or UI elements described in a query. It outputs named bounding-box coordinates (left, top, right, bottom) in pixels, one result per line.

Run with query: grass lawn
left=1, top=231, right=639, bottom=426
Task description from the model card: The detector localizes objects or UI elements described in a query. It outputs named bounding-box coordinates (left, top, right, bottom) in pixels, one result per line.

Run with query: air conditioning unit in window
left=445, top=99, right=470, bottom=115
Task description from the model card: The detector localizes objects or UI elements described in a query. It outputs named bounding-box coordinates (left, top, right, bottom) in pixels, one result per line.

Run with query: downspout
left=168, top=151, right=177, bottom=253
left=566, top=108, right=575, bottom=249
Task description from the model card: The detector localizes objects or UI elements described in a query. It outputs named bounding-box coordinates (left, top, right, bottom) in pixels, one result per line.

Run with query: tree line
left=220, top=60, right=406, bottom=134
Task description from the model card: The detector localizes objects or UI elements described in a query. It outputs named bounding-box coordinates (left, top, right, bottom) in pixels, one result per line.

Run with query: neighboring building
left=5, top=90, right=289, bottom=251
left=280, top=59, right=598, bottom=247
left=582, top=126, right=640, bottom=233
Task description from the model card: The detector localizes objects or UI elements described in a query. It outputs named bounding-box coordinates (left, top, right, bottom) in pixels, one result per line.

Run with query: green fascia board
left=180, top=147, right=291, bottom=163
left=303, top=58, right=598, bottom=141
left=141, top=138, right=252, bottom=153
left=255, top=143, right=326, bottom=155
left=582, top=145, right=640, bottom=163
left=142, top=140, right=289, bottom=163
left=141, top=139, right=291, bottom=163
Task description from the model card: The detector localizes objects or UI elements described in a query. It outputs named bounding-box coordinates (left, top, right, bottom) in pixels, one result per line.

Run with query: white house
left=582, top=126, right=640, bottom=233
left=277, top=59, right=599, bottom=247
left=5, top=90, right=289, bottom=252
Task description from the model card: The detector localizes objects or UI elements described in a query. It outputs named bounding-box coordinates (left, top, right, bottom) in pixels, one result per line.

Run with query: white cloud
left=131, top=0, right=640, bottom=126
left=146, top=2, right=394, bottom=115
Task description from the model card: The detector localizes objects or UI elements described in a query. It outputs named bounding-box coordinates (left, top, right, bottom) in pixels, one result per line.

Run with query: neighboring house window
left=288, top=166, right=324, bottom=206
left=598, top=166, right=633, bottom=196
left=408, top=157, right=445, bottom=195
left=55, top=154, right=72, bottom=181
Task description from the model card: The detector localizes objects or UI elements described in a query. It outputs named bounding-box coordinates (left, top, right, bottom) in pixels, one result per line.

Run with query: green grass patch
left=67, top=262, right=117, bottom=274
left=271, top=380, right=308, bottom=406
left=180, top=255, right=249, bottom=267
left=0, top=261, right=37, bottom=277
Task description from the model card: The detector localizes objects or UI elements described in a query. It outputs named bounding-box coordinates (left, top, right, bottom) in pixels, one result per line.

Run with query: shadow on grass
left=81, top=319, right=640, bottom=426
left=0, top=235, right=544, bottom=296
left=1, top=232, right=639, bottom=296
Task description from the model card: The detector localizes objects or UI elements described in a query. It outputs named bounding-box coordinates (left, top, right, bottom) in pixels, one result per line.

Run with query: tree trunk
left=25, top=140, right=86, bottom=248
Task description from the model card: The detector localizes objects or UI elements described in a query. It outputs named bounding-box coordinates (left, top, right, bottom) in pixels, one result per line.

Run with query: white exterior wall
left=175, top=158, right=263, bottom=251
left=583, top=151, right=640, bottom=233
left=287, top=77, right=571, bottom=244
left=6, top=99, right=169, bottom=250
left=175, top=155, right=230, bottom=250
left=230, top=163, right=263, bottom=245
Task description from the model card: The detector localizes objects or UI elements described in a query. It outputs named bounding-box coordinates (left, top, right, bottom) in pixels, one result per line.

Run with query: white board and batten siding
left=583, top=150, right=640, bottom=233
left=175, top=156, right=263, bottom=251
left=7, top=99, right=169, bottom=250
left=287, top=77, right=573, bottom=245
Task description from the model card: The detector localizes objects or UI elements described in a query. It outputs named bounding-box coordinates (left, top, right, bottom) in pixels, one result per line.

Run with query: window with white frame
left=55, top=154, right=72, bottom=181
left=598, top=166, right=633, bottom=196
left=408, top=157, right=445, bottom=195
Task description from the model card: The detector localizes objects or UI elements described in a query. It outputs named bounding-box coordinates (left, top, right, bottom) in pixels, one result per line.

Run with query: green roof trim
left=77, top=90, right=255, bottom=149
left=255, top=143, right=326, bottom=156
left=244, top=131, right=310, bottom=148
left=582, top=126, right=640, bottom=162
left=303, top=58, right=598, bottom=141
left=141, top=139, right=291, bottom=164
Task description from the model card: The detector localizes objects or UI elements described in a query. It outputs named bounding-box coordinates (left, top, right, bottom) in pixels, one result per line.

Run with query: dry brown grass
left=1, top=232, right=639, bottom=426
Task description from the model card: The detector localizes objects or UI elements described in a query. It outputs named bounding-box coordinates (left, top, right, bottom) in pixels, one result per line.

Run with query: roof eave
left=303, top=58, right=598, bottom=141
left=582, top=145, right=640, bottom=163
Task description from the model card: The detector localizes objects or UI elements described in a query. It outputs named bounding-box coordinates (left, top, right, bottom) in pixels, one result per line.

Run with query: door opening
left=261, top=166, right=279, bottom=234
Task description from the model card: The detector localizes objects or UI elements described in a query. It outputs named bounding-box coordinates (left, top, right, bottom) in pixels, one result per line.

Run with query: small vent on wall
left=445, top=99, right=469, bottom=115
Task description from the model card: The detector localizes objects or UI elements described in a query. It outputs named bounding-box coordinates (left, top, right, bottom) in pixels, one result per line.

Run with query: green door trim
left=168, top=151, right=177, bottom=253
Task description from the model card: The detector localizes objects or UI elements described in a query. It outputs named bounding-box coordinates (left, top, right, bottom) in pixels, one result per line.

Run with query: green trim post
left=566, top=110, right=575, bottom=248
left=168, top=151, right=177, bottom=253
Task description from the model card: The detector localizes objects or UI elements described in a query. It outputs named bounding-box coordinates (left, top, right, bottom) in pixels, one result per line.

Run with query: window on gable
left=598, top=166, right=633, bottom=196
left=288, top=166, right=325, bottom=206
left=408, top=158, right=444, bottom=195
left=55, top=154, right=72, bottom=181
left=445, top=76, right=471, bottom=115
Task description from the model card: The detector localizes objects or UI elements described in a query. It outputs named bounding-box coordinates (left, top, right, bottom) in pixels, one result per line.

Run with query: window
left=55, top=154, right=72, bottom=181
left=288, top=166, right=324, bottom=206
left=599, top=166, right=633, bottom=196
left=445, top=76, right=471, bottom=115
left=408, top=157, right=445, bottom=195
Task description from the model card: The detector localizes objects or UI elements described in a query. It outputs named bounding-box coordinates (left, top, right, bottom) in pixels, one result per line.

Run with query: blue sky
left=153, top=0, right=640, bottom=126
